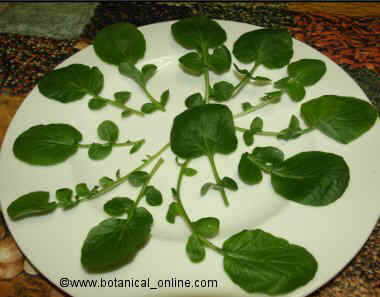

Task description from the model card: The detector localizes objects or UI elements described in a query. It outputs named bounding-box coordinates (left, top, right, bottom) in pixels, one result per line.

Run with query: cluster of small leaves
left=242, top=117, right=264, bottom=146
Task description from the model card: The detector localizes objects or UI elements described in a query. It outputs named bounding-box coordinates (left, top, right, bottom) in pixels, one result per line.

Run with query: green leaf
left=88, top=98, right=107, bottom=110
left=114, top=91, right=131, bottom=104
left=38, top=64, right=104, bottom=103
left=103, top=197, right=134, bottom=217
left=128, top=171, right=149, bottom=187
left=160, top=90, right=170, bottom=107
left=183, top=168, right=198, bottom=177
left=144, top=185, right=163, bottom=206
left=179, top=52, right=205, bottom=76
left=141, top=103, right=157, bottom=114
left=118, top=61, right=143, bottom=86
left=171, top=16, right=226, bottom=50
left=13, top=124, right=82, bottom=166
left=88, top=143, right=112, bottom=160
left=221, top=177, right=238, bottom=191
left=212, top=81, right=234, bottom=102
left=301, top=95, right=378, bottom=144
left=233, top=29, right=293, bottom=68
left=242, top=102, right=253, bottom=111
left=200, top=182, right=215, bottom=196
left=81, top=207, right=153, bottom=271
left=207, top=45, right=232, bottom=74
left=288, top=59, right=327, bottom=86
left=7, top=191, right=57, bottom=220
left=250, top=117, right=263, bottom=133
left=274, top=77, right=306, bottom=102
left=170, top=104, right=238, bottom=159
left=251, top=76, right=271, bottom=82
left=186, top=234, right=205, bottom=263
left=243, top=130, right=254, bottom=146
left=262, top=90, right=283, bottom=103
left=185, top=93, right=204, bottom=109
left=238, top=153, right=262, bottom=185
left=121, top=110, right=132, bottom=118
left=141, top=64, right=157, bottom=83
left=75, top=183, right=90, bottom=197
left=130, top=140, right=145, bottom=154
left=193, top=217, right=220, bottom=238
left=251, top=146, right=285, bottom=171
left=278, top=115, right=303, bottom=140
left=94, top=22, right=146, bottom=65
left=223, top=229, right=317, bottom=295
left=271, top=151, right=350, bottom=206
left=56, top=188, right=75, bottom=209
left=99, top=176, right=113, bottom=188
left=97, top=120, right=119, bottom=143
left=166, top=202, right=180, bottom=224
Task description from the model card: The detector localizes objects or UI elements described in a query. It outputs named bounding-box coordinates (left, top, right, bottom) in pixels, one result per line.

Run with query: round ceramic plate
left=1, top=20, right=379, bottom=297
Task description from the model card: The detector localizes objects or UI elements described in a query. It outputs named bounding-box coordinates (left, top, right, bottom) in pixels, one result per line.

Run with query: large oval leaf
left=38, top=64, right=103, bottom=103
left=223, top=229, right=317, bottom=295
left=287, top=59, right=326, bottom=86
left=271, top=151, right=350, bottom=206
left=81, top=207, right=153, bottom=271
left=13, top=124, right=82, bottom=165
left=301, top=95, right=378, bottom=144
left=94, top=22, right=146, bottom=65
left=170, top=104, right=237, bottom=159
left=171, top=16, right=226, bottom=50
left=233, top=29, right=293, bottom=68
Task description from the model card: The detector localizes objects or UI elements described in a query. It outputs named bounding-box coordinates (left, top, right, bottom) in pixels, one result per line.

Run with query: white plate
left=1, top=20, right=379, bottom=297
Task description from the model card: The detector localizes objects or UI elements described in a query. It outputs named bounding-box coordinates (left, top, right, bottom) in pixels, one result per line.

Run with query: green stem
left=78, top=139, right=145, bottom=148
left=232, top=62, right=260, bottom=97
left=141, top=86, right=165, bottom=111
left=207, top=154, right=229, bottom=207
left=96, top=96, right=144, bottom=116
left=85, top=142, right=170, bottom=201
left=233, top=99, right=273, bottom=119
left=236, top=126, right=314, bottom=138
left=200, top=44, right=211, bottom=104
left=174, top=160, right=225, bottom=256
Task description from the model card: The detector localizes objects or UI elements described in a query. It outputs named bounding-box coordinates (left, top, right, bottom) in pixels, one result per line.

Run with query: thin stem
left=200, top=44, right=211, bottom=104
left=232, top=62, right=260, bottom=98
left=96, top=96, right=144, bottom=116
left=78, top=139, right=145, bottom=149
left=233, top=100, right=273, bottom=119
left=174, top=160, right=225, bottom=256
left=207, top=154, right=229, bottom=207
left=236, top=126, right=314, bottom=138
left=85, top=142, right=170, bottom=200
left=141, top=86, right=165, bottom=111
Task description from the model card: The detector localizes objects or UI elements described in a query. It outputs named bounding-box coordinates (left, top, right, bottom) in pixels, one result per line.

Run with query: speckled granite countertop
left=0, top=2, right=379, bottom=297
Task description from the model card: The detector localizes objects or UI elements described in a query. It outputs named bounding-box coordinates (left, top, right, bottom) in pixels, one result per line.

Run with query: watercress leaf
left=233, top=29, right=293, bottom=68
left=75, top=183, right=90, bottom=197
left=193, top=217, right=220, bottom=238
left=301, top=95, right=378, bottom=144
left=97, top=120, right=119, bottom=143
left=186, top=234, right=206, bottom=263
left=185, top=93, right=204, bottom=109
left=144, top=185, right=163, bottom=206
left=160, top=90, right=170, bottom=107
left=128, top=171, right=149, bottom=187
left=94, top=22, right=146, bottom=65
left=7, top=191, right=57, bottom=220
left=251, top=146, right=285, bottom=170
left=88, top=143, right=112, bottom=160
left=130, top=140, right=145, bottom=154
left=233, top=63, right=250, bottom=76
left=141, top=64, right=157, bottom=83
left=56, top=188, right=74, bottom=208
left=262, top=90, right=283, bottom=103
left=242, top=102, right=253, bottom=111
left=179, top=52, right=205, bottom=76
left=114, top=91, right=131, bottom=104
left=238, top=153, right=262, bottom=185
left=288, top=59, right=327, bottom=86
left=81, top=207, right=153, bottom=271
left=271, top=151, right=350, bottom=206
left=250, top=117, right=263, bottom=133
left=183, top=168, right=198, bottom=177
left=207, top=45, right=232, bottom=74
left=38, top=64, right=104, bottom=102
left=88, top=98, right=107, bottom=110
left=287, top=81, right=306, bottom=102
left=200, top=183, right=215, bottom=196
left=166, top=202, right=180, bottom=224
left=212, top=81, right=234, bottom=102
left=278, top=115, right=303, bottom=140
left=243, top=130, right=254, bottom=146
left=251, top=76, right=271, bottom=82
left=170, top=104, right=238, bottom=159
left=221, top=177, right=238, bottom=191
left=118, top=61, right=143, bottom=85
left=223, top=229, right=317, bottom=295
left=171, top=16, right=226, bottom=50
left=99, top=176, right=113, bottom=188
left=13, top=124, right=82, bottom=166
left=103, top=197, right=134, bottom=217
left=141, top=103, right=157, bottom=114
left=121, top=110, right=132, bottom=118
